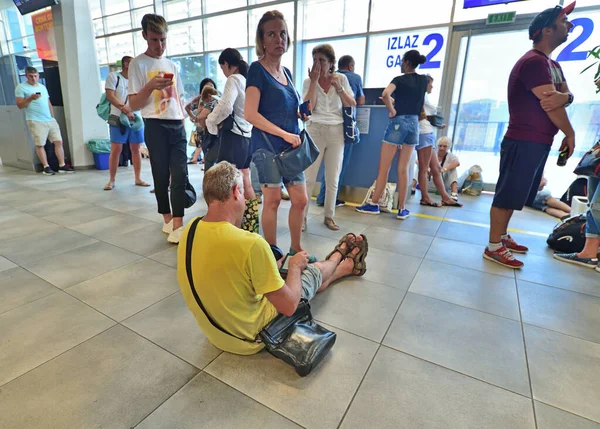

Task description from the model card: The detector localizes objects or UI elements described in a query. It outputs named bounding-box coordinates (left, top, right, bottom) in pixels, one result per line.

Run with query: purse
left=184, top=217, right=336, bottom=376
left=427, top=114, right=444, bottom=127
left=343, top=106, right=360, bottom=145
left=184, top=179, right=196, bottom=209
left=573, top=143, right=600, bottom=178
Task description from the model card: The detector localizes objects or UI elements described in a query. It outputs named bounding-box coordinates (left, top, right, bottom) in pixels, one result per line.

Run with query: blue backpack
left=96, top=74, right=120, bottom=121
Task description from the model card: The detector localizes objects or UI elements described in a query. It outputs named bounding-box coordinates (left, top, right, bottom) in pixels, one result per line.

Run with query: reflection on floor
left=1, top=161, right=599, bottom=429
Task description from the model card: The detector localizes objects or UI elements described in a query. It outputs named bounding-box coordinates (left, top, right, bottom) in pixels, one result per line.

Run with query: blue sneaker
left=553, top=253, right=598, bottom=268
left=356, top=203, right=380, bottom=215
left=397, top=208, right=410, bottom=220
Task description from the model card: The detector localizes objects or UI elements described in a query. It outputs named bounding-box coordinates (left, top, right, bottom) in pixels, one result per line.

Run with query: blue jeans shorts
left=416, top=133, right=436, bottom=151
left=109, top=125, right=145, bottom=144
left=251, top=148, right=306, bottom=188
left=382, top=115, right=419, bottom=146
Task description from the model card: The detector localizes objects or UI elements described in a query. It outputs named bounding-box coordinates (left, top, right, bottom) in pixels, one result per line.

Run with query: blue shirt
left=338, top=70, right=364, bottom=102
left=246, top=62, right=300, bottom=154
left=15, top=82, right=53, bottom=122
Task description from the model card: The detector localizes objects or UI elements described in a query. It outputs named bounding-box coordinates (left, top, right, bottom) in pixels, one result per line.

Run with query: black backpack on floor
left=547, top=214, right=587, bottom=253
left=560, top=177, right=587, bottom=206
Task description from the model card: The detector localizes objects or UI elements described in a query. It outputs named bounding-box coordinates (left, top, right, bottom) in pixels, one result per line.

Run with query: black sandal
left=420, top=200, right=441, bottom=208
left=326, top=233, right=357, bottom=261
left=442, top=200, right=463, bottom=207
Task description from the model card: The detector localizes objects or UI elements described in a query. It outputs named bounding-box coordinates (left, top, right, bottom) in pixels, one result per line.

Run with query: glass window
left=370, top=0, right=452, bottom=31
left=9, top=36, right=35, bottom=55
left=206, top=49, right=249, bottom=93
left=300, top=0, right=369, bottom=40
left=96, top=38, right=109, bottom=64
left=132, top=6, right=154, bottom=29
left=106, top=33, right=134, bottom=64
left=248, top=46, right=294, bottom=76
left=131, top=0, right=154, bottom=7
left=249, top=2, right=295, bottom=47
left=93, top=18, right=105, bottom=37
left=133, top=31, right=147, bottom=55
left=453, top=0, right=556, bottom=23
left=204, top=0, right=246, bottom=14
left=302, top=37, right=366, bottom=84
left=90, top=0, right=102, bottom=19
left=167, top=21, right=203, bottom=56
left=366, top=27, right=449, bottom=104
left=204, top=12, right=247, bottom=51
left=164, top=0, right=201, bottom=21
left=170, top=54, right=206, bottom=102
left=104, top=0, right=131, bottom=15
left=105, top=11, right=132, bottom=34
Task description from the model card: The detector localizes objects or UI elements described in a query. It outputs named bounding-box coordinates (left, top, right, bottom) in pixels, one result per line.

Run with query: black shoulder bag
left=185, top=217, right=337, bottom=376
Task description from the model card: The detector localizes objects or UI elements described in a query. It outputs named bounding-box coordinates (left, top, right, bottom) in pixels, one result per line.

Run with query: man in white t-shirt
left=128, top=14, right=188, bottom=244
left=15, top=66, right=74, bottom=175
left=103, top=55, right=150, bottom=191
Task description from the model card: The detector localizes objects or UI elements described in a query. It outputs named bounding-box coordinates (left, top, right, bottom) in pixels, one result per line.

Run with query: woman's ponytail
left=238, top=60, right=249, bottom=78
left=418, top=55, right=427, bottom=65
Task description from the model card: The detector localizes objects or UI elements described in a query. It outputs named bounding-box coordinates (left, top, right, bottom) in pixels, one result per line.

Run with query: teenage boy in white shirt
left=128, top=14, right=188, bottom=244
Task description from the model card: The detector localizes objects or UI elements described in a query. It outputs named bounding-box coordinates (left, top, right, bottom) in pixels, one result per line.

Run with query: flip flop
left=103, top=183, right=115, bottom=191
left=420, top=200, right=441, bottom=207
left=442, top=200, right=463, bottom=207
left=135, top=181, right=151, bottom=187
left=325, top=233, right=357, bottom=261
left=347, top=234, right=369, bottom=276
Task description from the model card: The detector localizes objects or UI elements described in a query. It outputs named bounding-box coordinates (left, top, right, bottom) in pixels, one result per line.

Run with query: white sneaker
left=167, top=226, right=184, bottom=244
left=451, top=192, right=459, bottom=201
left=162, top=219, right=173, bottom=234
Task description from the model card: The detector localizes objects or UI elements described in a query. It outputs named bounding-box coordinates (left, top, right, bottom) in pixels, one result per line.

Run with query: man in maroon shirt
left=484, top=2, right=576, bottom=269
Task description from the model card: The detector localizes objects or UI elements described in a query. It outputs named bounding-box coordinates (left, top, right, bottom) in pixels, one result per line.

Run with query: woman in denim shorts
left=356, top=50, right=429, bottom=220
left=245, top=10, right=313, bottom=259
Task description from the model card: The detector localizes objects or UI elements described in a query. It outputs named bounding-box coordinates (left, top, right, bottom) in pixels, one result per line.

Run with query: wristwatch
left=337, top=88, right=344, bottom=94
left=564, top=93, right=574, bottom=108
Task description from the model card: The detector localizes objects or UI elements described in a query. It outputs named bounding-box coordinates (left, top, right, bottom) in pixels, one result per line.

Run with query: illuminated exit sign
left=487, top=11, right=517, bottom=25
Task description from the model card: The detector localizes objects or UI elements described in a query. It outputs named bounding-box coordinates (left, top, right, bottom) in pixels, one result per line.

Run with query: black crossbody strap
left=185, top=217, right=259, bottom=344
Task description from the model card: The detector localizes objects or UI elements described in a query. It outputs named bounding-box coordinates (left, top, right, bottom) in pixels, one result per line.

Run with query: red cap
left=559, top=1, right=576, bottom=17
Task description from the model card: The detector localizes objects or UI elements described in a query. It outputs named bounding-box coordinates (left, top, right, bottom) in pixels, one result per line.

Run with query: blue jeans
left=316, top=143, right=353, bottom=205
left=586, top=176, right=600, bottom=238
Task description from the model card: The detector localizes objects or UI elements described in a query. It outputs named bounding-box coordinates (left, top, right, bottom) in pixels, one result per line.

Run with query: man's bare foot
left=337, top=242, right=362, bottom=277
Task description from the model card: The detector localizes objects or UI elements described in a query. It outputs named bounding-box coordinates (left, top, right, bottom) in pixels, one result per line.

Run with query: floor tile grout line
left=118, top=289, right=182, bottom=325
left=335, top=344, right=383, bottom=429
left=534, top=399, right=600, bottom=425
left=520, top=322, right=600, bottom=348
left=381, top=344, right=534, bottom=401
left=515, top=275, right=600, bottom=301
left=515, top=278, right=539, bottom=429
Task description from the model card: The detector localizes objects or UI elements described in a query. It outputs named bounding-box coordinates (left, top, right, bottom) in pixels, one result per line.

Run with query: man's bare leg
left=314, top=236, right=362, bottom=293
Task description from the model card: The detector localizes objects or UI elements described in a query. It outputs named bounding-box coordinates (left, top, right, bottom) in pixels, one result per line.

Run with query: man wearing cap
left=484, top=2, right=576, bottom=269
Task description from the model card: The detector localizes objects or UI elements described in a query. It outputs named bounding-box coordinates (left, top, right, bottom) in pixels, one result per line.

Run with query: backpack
left=362, top=181, right=396, bottom=213
left=546, top=214, right=586, bottom=253
left=560, top=177, right=588, bottom=206
left=96, top=74, right=120, bottom=121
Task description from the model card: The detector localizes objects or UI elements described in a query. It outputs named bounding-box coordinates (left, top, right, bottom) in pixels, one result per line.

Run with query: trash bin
left=86, top=139, right=111, bottom=170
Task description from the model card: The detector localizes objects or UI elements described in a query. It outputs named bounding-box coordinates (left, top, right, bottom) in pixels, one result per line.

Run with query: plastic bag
left=85, top=139, right=111, bottom=154
left=362, top=181, right=396, bottom=213
left=458, top=165, right=484, bottom=196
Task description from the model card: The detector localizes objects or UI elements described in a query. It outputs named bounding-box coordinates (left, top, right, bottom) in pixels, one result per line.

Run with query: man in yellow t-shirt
left=177, top=161, right=365, bottom=355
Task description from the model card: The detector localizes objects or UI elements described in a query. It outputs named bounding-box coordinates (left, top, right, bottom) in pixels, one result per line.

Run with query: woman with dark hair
left=244, top=10, right=314, bottom=260
left=303, top=44, right=355, bottom=231
left=198, top=48, right=258, bottom=232
left=185, top=78, right=218, bottom=164
left=356, top=50, right=428, bottom=220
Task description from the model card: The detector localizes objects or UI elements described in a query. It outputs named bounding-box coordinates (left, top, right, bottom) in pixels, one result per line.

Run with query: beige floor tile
left=436, top=221, right=491, bottom=246
left=70, top=213, right=155, bottom=238
left=329, top=205, right=379, bottom=225
left=0, top=325, right=198, bottom=429
left=0, top=255, right=16, bottom=273
left=361, top=246, right=422, bottom=290
left=373, top=213, right=442, bottom=237
left=384, top=293, right=530, bottom=396
left=0, top=227, right=98, bottom=265
left=205, top=325, right=378, bottom=429
left=426, top=237, right=515, bottom=278
left=22, top=242, right=142, bottom=289
left=148, top=246, right=178, bottom=268
left=0, top=267, right=57, bottom=315
left=67, top=258, right=179, bottom=321
left=311, top=277, right=405, bottom=342
left=535, top=401, right=600, bottom=429
left=525, top=325, right=600, bottom=423
left=305, top=216, right=370, bottom=241
left=519, top=280, right=600, bottom=344
left=362, top=225, right=434, bottom=258
left=99, top=224, right=175, bottom=256
left=123, top=293, right=221, bottom=369
left=137, top=372, right=301, bottom=429
left=340, top=346, right=535, bottom=429
left=42, top=205, right=118, bottom=227
left=410, top=259, right=520, bottom=320
left=517, top=253, right=600, bottom=298
left=0, top=291, right=114, bottom=386
left=18, top=197, right=91, bottom=217
left=0, top=216, right=60, bottom=242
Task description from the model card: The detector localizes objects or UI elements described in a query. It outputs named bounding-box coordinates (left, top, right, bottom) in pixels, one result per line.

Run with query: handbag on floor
left=184, top=217, right=336, bottom=376
left=362, top=181, right=396, bottom=213
left=546, top=214, right=586, bottom=253
left=573, top=143, right=600, bottom=178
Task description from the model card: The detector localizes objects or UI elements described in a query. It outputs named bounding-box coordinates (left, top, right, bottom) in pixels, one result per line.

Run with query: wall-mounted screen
left=12, top=0, right=59, bottom=15
left=464, top=0, right=525, bottom=8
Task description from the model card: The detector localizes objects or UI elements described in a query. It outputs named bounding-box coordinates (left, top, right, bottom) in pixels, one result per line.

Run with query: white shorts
left=27, top=119, right=62, bottom=146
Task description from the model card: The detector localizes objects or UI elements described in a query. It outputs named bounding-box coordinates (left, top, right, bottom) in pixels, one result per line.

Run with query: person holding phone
left=245, top=10, right=314, bottom=260
left=302, top=44, right=355, bottom=231
left=128, top=14, right=188, bottom=244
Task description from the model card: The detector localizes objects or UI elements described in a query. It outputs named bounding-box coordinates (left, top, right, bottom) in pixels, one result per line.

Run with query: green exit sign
left=487, top=11, right=517, bottom=25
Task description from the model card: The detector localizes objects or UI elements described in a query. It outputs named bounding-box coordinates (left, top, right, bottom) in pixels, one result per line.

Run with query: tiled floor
left=1, top=161, right=599, bottom=429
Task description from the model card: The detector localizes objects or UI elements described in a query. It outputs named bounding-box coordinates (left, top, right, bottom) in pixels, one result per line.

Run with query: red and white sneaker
left=483, top=246, right=524, bottom=269
left=502, top=235, right=528, bottom=254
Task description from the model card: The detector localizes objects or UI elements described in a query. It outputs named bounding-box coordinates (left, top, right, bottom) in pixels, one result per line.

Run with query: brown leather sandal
left=325, top=233, right=357, bottom=261
left=346, top=234, right=369, bottom=276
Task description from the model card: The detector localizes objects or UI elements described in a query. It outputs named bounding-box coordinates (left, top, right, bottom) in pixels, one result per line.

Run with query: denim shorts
left=530, top=189, right=552, bottom=211
left=251, top=148, right=306, bottom=188
left=382, top=115, right=419, bottom=146
left=416, top=132, right=436, bottom=151
left=109, top=125, right=145, bottom=144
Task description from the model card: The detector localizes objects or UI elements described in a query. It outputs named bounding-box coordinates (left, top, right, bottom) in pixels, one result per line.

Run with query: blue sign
left=464, top=0, right=524, bottom=8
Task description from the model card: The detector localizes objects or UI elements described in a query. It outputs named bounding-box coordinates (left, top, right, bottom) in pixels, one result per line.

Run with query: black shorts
left=492, top=137, right=551, bottom=210
left=217, top=129, right=251, bottom=169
